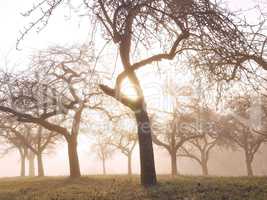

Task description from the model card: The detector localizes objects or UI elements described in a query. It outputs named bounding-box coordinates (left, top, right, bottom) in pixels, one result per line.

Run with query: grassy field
left=0, top=176, right=266, bottom=200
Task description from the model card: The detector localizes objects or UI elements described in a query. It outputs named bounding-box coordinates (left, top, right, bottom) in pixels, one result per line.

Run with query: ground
left=0, top=176, right=266, bottom=200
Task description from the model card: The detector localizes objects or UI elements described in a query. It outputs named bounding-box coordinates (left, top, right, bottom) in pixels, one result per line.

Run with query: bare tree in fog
left=152, top=85, right=203, bottom=176
left=0, top=126, right=29, bottom=177
left=177, top=108, right=222, bottom=176
left=0, top=118, right=59, bottom=177
left=109, top=114, right=137, bottom=175
left=221, top=95, right=267, bottom=177
left=20, top=126, right=58, bottom=177
left=0, top=46, right=104, bottom=178
left=92, top=132, right=114, bottom=175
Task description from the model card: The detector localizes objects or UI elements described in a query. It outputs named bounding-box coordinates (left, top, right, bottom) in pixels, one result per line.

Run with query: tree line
left=0, top=64, right=266, bottom=179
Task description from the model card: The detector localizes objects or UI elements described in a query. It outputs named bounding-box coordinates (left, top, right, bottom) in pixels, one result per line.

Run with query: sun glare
left=120, top=78, right=140, bottom=101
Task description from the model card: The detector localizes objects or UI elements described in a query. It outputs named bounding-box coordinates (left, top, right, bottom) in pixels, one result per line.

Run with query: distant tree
left=0, top=118, right=58, bottom=177
left=221, top=95, right=267, bottom=176
left=109, top=114, right=137, bottom=175
left=0, top=121, right=30, bottom=177
left=177, top=108, right=222, bottom=176
left=23, top=126, right=58, bottom=177
left=92, top=133, right=114, bottom=175
left=152, top=85, right=203, bottom=176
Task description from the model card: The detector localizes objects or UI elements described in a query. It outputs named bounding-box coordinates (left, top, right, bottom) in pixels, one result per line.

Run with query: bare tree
left=109, top=114, right=137, bottom=175
left=0, top=46, right=103, bottom=178
left=221, top=95, right=267, bottom=176
left=91, top=133, right=114, bottom=175
left=177, top=108, right=222, bottom=176
left=0, top=121, right=30, bottom=177
left=23, top=126, right=58, bottom=177
left=0, top=118, right=58, bottom=177
left=152, top=85, right=203, bottom=176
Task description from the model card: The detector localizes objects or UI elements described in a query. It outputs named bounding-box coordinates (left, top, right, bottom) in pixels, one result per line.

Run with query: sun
left=120, top=78, right=140, bottom=101
left=118, top=66, right=195, bottom=112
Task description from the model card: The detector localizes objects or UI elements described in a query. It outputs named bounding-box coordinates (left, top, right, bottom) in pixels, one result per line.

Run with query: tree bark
left=128, top=153, right=132, bottom=176
left=37, top=153, right=44, bottom=177
left=170, top=151, right=178, bottom=176
left=28, top=153, right=35, bottom=177
left=135, top=108, right=157, bottom=186
left=99, top=84, right=157, bottom=186
left=67, top=136, right=81, bottom=178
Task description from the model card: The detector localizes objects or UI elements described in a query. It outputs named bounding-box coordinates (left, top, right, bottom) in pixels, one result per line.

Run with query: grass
left=0, top=175, right=266, bottom=200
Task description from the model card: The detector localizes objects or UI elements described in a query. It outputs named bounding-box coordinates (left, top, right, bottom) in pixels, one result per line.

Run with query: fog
left=1, top=138, right=267, bottom=177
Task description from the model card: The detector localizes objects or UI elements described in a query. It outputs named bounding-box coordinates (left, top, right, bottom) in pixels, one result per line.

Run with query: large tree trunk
left=170, top=151, right=178, bottom=176
left=99, top=84, right=157, bottom=186
left=20, top=154, right=26, bottom=177
left=128, top=153, right=132, bottom=176
left=135, top=108, right=157, bottom=186
left=28, top=152, right=35, bottom=177
left=67, top=136, right=81, bottom=178
left=37, top=153, right=44, bottom=177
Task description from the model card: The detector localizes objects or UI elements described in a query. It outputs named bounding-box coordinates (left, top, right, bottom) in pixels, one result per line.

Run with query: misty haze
left=0, top=0, right=267, bottom=200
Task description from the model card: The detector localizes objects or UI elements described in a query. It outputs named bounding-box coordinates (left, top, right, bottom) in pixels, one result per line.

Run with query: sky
left=0, top=0, right=267, bottom=177
left=0, top=1, right=92, bottom=71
